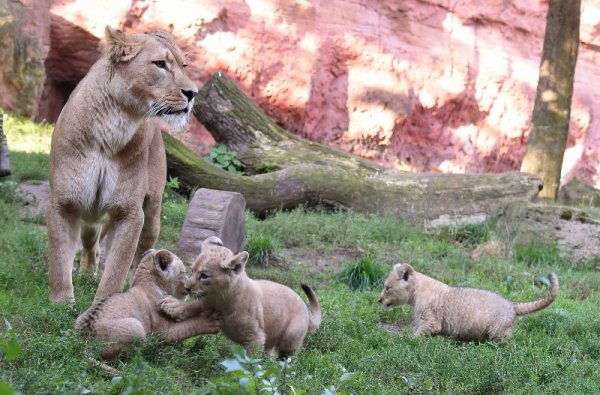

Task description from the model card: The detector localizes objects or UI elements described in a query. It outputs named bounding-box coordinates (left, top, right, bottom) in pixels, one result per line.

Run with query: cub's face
left=185, top=236, right=249, bottom=300
left=139, top=249, right=188, bottom=299
left=104, top=27, right=198, bottom=130
left=379, top=263, right=416, bottom=308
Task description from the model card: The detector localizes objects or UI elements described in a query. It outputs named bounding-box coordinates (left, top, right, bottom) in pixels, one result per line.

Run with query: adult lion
left=47, top=26, right=197, bottom=303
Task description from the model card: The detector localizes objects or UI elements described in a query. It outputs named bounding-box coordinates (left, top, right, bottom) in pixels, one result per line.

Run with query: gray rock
left=178, top=188, right=246, bottom=265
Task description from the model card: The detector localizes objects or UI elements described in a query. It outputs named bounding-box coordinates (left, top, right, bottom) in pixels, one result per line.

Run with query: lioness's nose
left=182, top=89, right=198, bottom=102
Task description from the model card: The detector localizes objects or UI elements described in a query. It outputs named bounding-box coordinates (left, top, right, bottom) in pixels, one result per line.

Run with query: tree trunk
left=163, top=131, right=542, bottom=224
left=193, top=71, right=386, bottom=175
left=0, top=114, right=11, bottom=177
left=520, top=0, right=581, bottom=200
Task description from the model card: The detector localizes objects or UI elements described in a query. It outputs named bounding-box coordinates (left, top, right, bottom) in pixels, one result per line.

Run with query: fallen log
left=193, top=71, right=386, bottom=175
left=163, top=131, right=542, bottom=224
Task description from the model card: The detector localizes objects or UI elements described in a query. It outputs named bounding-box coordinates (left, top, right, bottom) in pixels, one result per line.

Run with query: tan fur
left=47, top=26, right=198, bottom=303
left=74, top=249, right=220, bottom=360
left=160, top=236, right=321, bottom=357
left=379, top=263, right=559, bottom=341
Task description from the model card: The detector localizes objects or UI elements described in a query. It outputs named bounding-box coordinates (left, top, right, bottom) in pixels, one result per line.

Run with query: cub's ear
left=394, top=263, right=414, bottom=281
left=154, top=250, right=173, bottom=271
left=225, top=251, right=249, bottom=274
left=104, top=25, right=143, bottom=63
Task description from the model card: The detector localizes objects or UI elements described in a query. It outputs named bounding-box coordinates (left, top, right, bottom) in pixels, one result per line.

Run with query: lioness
left=75, top=249, right=221, bottom=359
left=47, top=26, right=197, bottom=303
left=379, top=263, right=559, bottom=341
left=160, top=236, right=321, bottom=357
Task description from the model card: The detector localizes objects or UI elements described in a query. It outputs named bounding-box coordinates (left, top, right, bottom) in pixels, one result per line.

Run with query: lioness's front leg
left=47, top=203, right=81, bottom=303
left=95, top=207, right=143, bottom=300
left=160, top=296, right=206, bottom=321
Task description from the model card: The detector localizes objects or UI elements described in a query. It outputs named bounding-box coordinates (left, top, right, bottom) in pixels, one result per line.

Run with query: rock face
left=4, top=0, right=600, bottom=187
left=0, top=0, right=50, bottom=116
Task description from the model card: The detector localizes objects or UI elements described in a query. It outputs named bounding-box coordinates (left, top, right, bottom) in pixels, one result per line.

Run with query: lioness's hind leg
left=80, top=224, right=101, bottom=274
left=47, top=204, right=81, bottom=303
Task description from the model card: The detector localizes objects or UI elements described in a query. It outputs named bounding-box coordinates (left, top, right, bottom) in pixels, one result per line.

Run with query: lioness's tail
left=514, top=273, right=559, bottom=316
left=301, top=283, right=321, bottom=333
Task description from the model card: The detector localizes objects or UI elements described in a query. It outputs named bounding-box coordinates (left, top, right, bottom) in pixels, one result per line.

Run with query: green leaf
left=215, top=145, right=228, bottom=153
left=233, top=159, right=242, bottom=167
left=221, top=359, right=244, bottom=372
left=227, top=165, right=237, bottom=173
left=238, top=377, right=250, bottom=389
left=339, top=372, right=360, bottom=385
left=1, top=338, right=20, bottom=361
left=539, top=275, right=551, bottom=287
left=231, top=344, right=247, bottom=361
left=0, top=382, right=15, bottom=395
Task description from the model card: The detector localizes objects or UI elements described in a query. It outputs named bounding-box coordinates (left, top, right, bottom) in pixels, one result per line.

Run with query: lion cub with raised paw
left=75, top=249, right=221, bottom=359
left=379, top=263, right=559, bottom=341
left=160, top=236, right=321, bottom=357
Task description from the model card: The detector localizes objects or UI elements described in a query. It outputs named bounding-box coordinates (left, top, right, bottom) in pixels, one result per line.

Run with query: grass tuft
left=338, top=255, right=388, bottom=291
left=245, top=232, right=279, bottom=266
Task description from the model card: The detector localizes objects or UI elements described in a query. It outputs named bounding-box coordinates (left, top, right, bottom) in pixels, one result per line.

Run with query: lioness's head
left=184, top=236, right=249, bottom=301
left=135, top=249, right=188, bottom=299
left=379, top=263, right=416, bottom=308
left=103, top=26, right=197, bottom=130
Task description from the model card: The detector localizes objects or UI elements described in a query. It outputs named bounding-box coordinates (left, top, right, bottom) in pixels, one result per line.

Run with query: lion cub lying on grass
left=161, top=236, right=321, bottom=357
left=379, top=263, right=559, bottom=341
left=75, top=249, right=221, bottom=359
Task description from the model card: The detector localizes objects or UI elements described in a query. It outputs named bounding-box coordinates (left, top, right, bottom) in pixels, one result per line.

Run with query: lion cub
left=161, top=237, right=321, bottom=357
left=75, top=249, right=220, bottom=359
left=379, top=263, right=559, bottom=341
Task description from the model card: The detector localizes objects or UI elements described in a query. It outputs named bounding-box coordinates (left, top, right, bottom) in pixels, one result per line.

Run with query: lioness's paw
left=160, top=296, right=188, bottom=321
left=200, top=310, right=222, bottom=334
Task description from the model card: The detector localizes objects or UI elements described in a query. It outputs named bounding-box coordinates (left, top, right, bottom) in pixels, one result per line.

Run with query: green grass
left=1, top=113, right=600, bottom=393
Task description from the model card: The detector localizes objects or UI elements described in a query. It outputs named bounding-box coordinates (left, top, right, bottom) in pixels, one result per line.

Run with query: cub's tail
left=301, top=283, right=322, bottom=333
left=514, top=273, right=559, bottom=316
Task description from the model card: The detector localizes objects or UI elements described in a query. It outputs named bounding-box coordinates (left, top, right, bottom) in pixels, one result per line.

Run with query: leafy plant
left=201, top=345, right=359, bottom=395
left=1, top=321, right=20, bottom=395
left=204, top=144, right=244, bottom=174
left=338, top=255, right=388, bottom=291
left=162, top=176, right=181, bottom=200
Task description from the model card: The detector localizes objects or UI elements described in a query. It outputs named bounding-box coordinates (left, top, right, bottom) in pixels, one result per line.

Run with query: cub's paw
left=160, top=296, right=189, bottom=321
left=200, top=310, right=222, bottom=334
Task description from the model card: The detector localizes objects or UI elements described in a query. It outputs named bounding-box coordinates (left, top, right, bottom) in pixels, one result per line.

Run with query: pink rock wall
left=37, top=1, right=600, bottom=186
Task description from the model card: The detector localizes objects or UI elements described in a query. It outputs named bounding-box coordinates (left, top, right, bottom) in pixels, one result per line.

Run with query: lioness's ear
left=104, top=26, right=143, bottom=63
left=394, top=263, right=413, bottom=281
left=154, top=250, right=173, bottom=271
left=226, top=251, right=249, bottom=274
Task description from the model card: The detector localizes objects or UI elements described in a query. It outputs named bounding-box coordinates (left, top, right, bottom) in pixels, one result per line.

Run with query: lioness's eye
left=385, top=286, right=390, bottom=291
left=153, top=60, right=168, bottom=70
left=198, top=273, right=208, bottom=280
